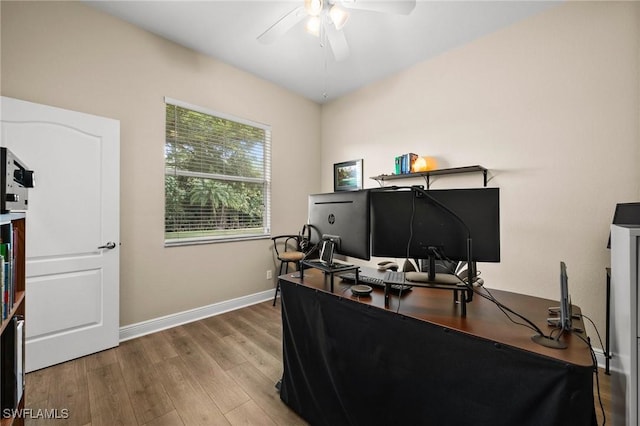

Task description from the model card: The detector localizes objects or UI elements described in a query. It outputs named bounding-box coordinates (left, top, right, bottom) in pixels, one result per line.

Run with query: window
left=164, top=98, right=271, bottom=245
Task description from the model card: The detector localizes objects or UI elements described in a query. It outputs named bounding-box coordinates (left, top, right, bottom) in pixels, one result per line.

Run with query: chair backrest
left=271, top=235, right=302, bottom=259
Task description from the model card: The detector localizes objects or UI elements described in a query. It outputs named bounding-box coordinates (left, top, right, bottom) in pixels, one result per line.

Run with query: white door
left=0, top=96, right=120, bottom=372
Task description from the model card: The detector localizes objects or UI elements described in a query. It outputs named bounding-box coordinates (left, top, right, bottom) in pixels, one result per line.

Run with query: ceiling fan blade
left=324, top=22, right=350, bottom=62
left=258, top=6, right=306, bottom=44
left=341, top=0, right=416, bottom=15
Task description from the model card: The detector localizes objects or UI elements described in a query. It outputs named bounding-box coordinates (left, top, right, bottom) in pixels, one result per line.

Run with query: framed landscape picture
left=334, top=159, right=363, bottom=192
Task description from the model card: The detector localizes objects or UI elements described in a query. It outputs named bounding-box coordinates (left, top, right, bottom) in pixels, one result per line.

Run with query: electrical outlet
left=266, top=270, right=273, bottom=280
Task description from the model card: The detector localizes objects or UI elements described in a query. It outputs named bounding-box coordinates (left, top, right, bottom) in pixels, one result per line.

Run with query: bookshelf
left=0, top=213, right=25, bottom=426
left=370, top=165, right=488, bottom=189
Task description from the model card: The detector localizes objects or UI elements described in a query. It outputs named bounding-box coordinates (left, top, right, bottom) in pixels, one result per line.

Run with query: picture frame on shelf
left=334, top=159, right=363, bottom=192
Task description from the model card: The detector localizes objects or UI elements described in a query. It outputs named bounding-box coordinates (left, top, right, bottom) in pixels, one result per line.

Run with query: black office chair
left=271, top=234, right=305, bottom=306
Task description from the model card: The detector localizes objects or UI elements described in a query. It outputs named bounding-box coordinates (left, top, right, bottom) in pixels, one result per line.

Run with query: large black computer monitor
left=607, top=202, right=640, bottom=248
left=308, top=190, right=371, bottom=261
left=370, top=187, right=500, bottom=264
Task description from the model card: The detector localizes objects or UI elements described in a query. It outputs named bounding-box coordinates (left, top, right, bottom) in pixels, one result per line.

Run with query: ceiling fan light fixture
left=305, top=0, right=324, bottom=16
left=329, top=5, right=349, bottom=30
left=305, top=16, right=321, bottom=37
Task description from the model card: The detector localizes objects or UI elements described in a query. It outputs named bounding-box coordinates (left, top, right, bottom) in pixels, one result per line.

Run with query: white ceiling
left=86, top=1, right=559, bottom=104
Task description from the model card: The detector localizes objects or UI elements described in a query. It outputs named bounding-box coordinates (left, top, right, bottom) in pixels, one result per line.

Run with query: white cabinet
left=610, top=224, right=640, bottom=426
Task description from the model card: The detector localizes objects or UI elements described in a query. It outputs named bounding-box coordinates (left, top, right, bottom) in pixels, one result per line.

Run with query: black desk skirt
left=279, top=280, right=596, bottom=426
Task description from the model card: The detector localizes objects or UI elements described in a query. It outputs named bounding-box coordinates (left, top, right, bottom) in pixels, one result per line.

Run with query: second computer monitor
left=370, top=187, right=500, bottom=263
left=308, top=190, right=371, bottom=261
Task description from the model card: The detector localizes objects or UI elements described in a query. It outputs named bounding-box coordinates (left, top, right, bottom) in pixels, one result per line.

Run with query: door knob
left=98, top=242, right=117, bottom=250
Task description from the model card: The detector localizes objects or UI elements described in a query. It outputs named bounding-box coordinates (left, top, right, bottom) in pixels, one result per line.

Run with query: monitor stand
left=402, top=250, right=474, bottom=316
left=406, top=252, right=461, bottom=285
left=404, top=271, right=461, bottom=285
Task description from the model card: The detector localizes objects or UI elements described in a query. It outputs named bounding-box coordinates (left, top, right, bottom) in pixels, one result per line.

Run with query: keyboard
left=384, top=270, right=409, bottom=286
left=340, top=272, right=412, bottom=292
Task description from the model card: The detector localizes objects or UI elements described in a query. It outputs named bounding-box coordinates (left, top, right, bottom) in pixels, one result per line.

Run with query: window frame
left=164, top=97, right=271, bottom=246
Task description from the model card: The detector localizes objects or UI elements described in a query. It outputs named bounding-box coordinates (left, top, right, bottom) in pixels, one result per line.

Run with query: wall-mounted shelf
left=370, top=165, right=487, bottom=189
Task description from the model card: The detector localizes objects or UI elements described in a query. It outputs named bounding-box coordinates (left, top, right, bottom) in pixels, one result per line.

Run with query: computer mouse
left=377, top=261, right=398, bottom=271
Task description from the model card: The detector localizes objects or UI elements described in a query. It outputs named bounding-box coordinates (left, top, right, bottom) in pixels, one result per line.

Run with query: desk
left=278, top=269, right=596, bottom=426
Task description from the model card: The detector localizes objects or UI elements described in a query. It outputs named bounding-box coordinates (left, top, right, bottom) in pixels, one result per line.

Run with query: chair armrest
left=271, top=234, right=302, bottom=258
left=271, top=234, right=300, bottom=241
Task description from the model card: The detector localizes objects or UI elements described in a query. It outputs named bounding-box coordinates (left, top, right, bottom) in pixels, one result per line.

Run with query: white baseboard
left=594, top=347, right=608, bottom=370
left=595, top=347, right=623, bottom=374
left=591, top=347, right=624, bottom=375
left=119, top=289, right=274, bottom=342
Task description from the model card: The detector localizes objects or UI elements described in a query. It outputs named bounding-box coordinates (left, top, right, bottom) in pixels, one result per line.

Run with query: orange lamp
left=412, top=157, right=427, bottom=172
left=424, top=156, right=438, bottom=171
left=412, top=156, right=438, bottom=172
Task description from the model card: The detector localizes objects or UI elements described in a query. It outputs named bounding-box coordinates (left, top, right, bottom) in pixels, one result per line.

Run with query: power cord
left=576, top=313, right=607, bottom=426
left=571, top=330, right=606, bottom=426
left=580, top=313, right=606, bottom=360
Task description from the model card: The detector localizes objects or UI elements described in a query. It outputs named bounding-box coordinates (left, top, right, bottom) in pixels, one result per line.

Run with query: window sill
left=165, top=234, right=271, bottom=247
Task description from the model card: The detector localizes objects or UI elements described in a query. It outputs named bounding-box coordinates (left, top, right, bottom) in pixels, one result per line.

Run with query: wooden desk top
left=280, top=267, right=594, bottom=367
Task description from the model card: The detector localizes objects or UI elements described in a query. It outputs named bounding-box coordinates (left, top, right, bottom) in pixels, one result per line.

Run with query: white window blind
left=164, top=97, right=271, bottom=245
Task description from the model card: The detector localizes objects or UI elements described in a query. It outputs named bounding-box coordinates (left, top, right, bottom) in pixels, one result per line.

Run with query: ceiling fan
left=257, top=0, right=417, bottom=62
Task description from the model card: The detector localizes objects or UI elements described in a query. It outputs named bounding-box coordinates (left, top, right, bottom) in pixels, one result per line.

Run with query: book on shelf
left=393, top=153, right=420, bottom=174
left=0, top=254, right=4, bottom=321
left=0, top=243, right=11, bottom=321
left=395, top=153, right=419, bottom=174
left=394, top=156, right=403, bottom=175
left=0, top=222, right=16, bottom=321
left=405, top=153, right=418, bottom=173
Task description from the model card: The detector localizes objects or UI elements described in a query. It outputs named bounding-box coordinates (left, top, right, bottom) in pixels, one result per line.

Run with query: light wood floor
left=25, top=300, right=612, bottom=425
left=594, top=366, right=612, bottom=426
left=25, top=301, right=305, bottom=426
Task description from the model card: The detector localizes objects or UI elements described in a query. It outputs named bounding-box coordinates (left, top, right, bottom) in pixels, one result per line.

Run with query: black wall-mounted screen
left=370, top=187, right=500, bottom=263
left=308, top=190, right=371, bottom=261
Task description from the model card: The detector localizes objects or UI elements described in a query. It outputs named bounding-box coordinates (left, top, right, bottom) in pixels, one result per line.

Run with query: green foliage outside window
left=165, top=103, right=271, bottom=243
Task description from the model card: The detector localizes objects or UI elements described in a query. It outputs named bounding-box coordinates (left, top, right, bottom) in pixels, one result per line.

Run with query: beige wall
left=322, top=1, right=640, bottom=346
left=1, top=1, right=321, bottom=326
